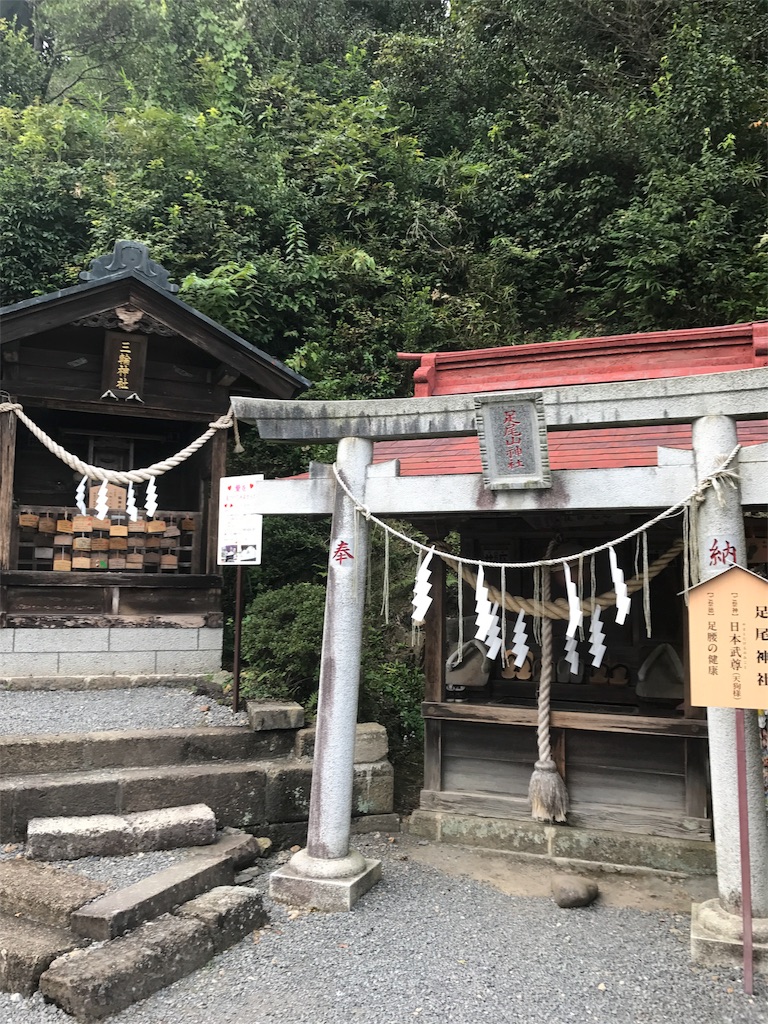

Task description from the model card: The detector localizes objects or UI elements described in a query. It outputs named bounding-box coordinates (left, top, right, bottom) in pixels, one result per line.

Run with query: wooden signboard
left=689, top=565, right=768, bottom=709
left=101, top=331, right=147, bottom=400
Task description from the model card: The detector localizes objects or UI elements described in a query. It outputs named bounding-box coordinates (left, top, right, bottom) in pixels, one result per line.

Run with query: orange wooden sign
left=689, top=565, right=768, bottom=709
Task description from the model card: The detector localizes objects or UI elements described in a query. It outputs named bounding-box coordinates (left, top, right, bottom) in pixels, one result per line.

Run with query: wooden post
left=0, top=400, right=17, bottom=570
left=205, top=428, right=228, bottom=573
left=423, top=550, right=446, bottom=795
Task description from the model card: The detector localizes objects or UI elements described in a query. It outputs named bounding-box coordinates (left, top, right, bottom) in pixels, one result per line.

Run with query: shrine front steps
left=0, top=754, right=395, bottom=844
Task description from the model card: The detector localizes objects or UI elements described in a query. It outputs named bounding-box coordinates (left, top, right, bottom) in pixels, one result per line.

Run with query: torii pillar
left=270, top=437, right=381, bottom=910
left=690, top=414, right=768, bottom=969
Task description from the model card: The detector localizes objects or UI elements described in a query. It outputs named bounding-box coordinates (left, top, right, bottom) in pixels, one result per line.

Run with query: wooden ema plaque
left=689, top=565, right=768, bottom=709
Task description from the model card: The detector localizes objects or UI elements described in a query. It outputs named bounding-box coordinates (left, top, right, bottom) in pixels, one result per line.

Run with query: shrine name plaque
left=101, top=331, right=147, bottom=399
left=474, top=391, right=551, bottom=490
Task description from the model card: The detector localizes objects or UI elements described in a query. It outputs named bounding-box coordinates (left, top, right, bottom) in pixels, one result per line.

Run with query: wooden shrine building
left=392, top=323, right=768, bottom=860
left=0, top=240, right=308, bottom=684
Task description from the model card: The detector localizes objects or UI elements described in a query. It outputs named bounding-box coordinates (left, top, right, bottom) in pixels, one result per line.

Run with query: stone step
left=0, top=726, right=295, bottom=777
left=0, top=913, right=84, bottom=996
left=27, top=803, right=217, bottom=861
left=71, top=852, right=233, bottom=940
left=41, top=888, right=267, bottom=1020
left=0, top=859, right=107, bottom=930
left=0, top=757, right=394, bottom=842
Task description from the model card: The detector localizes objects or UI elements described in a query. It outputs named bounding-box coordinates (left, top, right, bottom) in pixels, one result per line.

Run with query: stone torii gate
left=233, top=367, right=768, bottom=954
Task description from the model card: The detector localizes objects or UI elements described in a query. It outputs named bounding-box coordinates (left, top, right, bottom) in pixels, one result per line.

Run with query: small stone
left=597, top=982, right=606, bottom=991
left=276, top=851, right=291, bottom=865
left=253, top=837, right=272, bottom=857
left=222, top=827, right=245, bottom=836
left=234, top=867, right=261, bottom=885
left=551, top=873, right=599, bottom=908
left=289, top=845, right=301, bottom=854
left=199, top=705, right=210, bottom=713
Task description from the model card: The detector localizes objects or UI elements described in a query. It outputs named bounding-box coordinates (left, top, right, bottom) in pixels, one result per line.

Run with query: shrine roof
left=379, top=321, right=768, bottom=474
left=398, top=321, right=768, bottom=398
left=0, top=241, right=310, bottom=401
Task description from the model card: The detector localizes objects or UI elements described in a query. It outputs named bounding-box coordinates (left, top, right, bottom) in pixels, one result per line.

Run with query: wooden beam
left=421, top=701, right=709, bottom=738
left=0, top=404, right=17, bottom=570
left=213, top=364, right=240, bottom=388
left=205, top=430, right=228, bottom=573
left=0, top=571, right=222, bottom=588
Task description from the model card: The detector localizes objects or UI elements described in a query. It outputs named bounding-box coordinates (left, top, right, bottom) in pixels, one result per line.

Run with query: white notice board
left=218, top=474, right=264, bottom=566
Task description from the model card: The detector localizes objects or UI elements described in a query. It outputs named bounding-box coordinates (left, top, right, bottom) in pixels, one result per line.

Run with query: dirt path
left=399, top=832, right=718, bottom=914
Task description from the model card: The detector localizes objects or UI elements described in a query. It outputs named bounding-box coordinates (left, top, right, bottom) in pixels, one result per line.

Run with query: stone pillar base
left=691, top=899, right=768, bottom=973
left=270, top=854, right=381, bottom=912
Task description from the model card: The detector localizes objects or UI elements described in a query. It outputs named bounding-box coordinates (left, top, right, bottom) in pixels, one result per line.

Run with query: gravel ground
left=0, top=687, right=248, bottom=734
left=0, top=834, right=764, bottom=1024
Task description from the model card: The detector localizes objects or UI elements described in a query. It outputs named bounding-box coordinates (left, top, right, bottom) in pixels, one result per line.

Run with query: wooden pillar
left=205, top=429, right=228, bottom=573
left=0, top=401, right=17, bottom=570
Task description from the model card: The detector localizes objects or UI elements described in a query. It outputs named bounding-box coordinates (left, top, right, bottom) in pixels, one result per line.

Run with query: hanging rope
left=331, top=444, right=740, bottom=572
left=448, top=539, right=683, bottom=621
left=529, top=538, right=569, bottom=822
left=0, top=401, right=233, bottom=484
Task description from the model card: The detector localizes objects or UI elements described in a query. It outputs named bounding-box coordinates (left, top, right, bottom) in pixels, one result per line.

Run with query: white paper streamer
left=75, top=475, right=88, bottom=516
left=411, top=547, right=434, bottom=626
left=608, top=546, right=632, bottom=624
left=485, top=602, right=503, bottom=661
left=588, top=605, right=607, bottom=668
left=564, top=634, right=580, bottom=676
left=94, top=480, right=109, bottom=520
left=145, top=477, right=158, bottom=519
left=563, top=561, right=583, bottom=638
left=511, top=609, right=530, bottom=668
left=126, top=482, right=138, bottom=523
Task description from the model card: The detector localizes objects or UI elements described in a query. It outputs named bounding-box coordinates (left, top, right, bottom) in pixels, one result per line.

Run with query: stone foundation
left=0, top=626, right=223, bottom=683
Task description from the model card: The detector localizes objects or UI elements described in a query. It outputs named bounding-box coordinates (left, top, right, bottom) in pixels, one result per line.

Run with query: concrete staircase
left=0, top=701, right=396, bottom=846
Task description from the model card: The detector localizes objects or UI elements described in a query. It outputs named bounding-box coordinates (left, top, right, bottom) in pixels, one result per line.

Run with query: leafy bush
left=239, top=582, right=326, bottom=705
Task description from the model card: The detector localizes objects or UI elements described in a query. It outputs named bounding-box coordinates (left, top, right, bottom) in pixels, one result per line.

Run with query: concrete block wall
left=0, top=627, right=223, bottom=680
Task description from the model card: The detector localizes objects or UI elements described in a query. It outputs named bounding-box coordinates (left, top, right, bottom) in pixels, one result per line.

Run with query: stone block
left=0, top=773, right=122, bottom=843
left=119, top=762, right=267, bottom=831
left=106, top=627, right=162, bottom=652
left=110, top=627, right=198, bottom=652
left=12, top=628, right=108, bottom=654
left=0, top=735, right=89, bottom=777
left=0, top=630, right=15, bottom=653
left=295, top=723, right=388, bottom=762
left=70, top=854, right=233, bottom=941
left=176, top=885, right=267, bottom=952
left=0, top=860, right=106, bottom=929
left=186, top=833, right=266, bottom=870
left=264, top=762, right=312, bottom=823
left=352, top=761, right=394, bottom=816
left=406, top=810, right=441, bottom=841
left=439, top=814, right=550, bottom=856
left=197, top=627, right=224, bottom=651
left=351, top=813, right=401, bottom=835
left=270, top=857, right=382, bottom=912
left=550, top=823, right=716, bottom=875
left=353, top=723, right=389, bottom=763
left=247, top=700, right=304, bottom=732
left=130, top=804, right=216, bottom=851
left=155, top=649, right=221, bottom=674
left=27, top=813, right=134, bottom=861
left=58, top=650, right=157, bottom=676
left=0, top=915, right=83, bottom=996
left=690, top=899, right=768, bottom=974
left=0, top=652, right=59, bottom=676
left=40, top=914, right=215, bottom=1019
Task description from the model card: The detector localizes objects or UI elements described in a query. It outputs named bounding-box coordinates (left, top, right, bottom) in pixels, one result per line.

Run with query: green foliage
left=240, top=582, right=326, bottom=704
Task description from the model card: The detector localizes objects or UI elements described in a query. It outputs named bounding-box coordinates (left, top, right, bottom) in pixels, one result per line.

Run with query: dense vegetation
left=1, top=1, right=765, bottom=800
